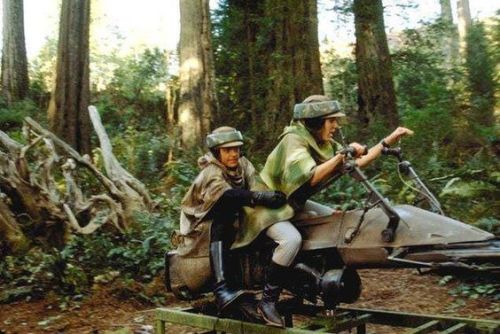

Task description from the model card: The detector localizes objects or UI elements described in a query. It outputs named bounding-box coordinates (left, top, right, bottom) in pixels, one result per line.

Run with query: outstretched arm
left=310, top=127, right=413, bottom=187
left=356, top=127, right=414, bottom=168
left=310, top=154, right=345, bottom=187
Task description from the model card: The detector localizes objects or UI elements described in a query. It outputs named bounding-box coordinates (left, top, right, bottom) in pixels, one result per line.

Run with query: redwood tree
left=47, top=0, right=91, bottom=154
left=262, top=0, right=323, bottom=135
left=213, top=0, right=323, bottom=144
left=353, top=0, right=398, bottom=132
left=1, top=0, right=29, bottom=105
left=178, top=0, right=218, bottom=148
left=457, top=0, right=472, bottom=55
left=439, top=0, right=459, bottom=66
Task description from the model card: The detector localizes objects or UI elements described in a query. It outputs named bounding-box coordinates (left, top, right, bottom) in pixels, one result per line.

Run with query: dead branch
left=0, top=107, right=155, bottom=256
left=88, top=106, right=154, bottom=210
left=0, top=131, right=22, bottom=154
left=37, top=138, right=61, bottom=204
left=24, top=117, right=122, bottom=198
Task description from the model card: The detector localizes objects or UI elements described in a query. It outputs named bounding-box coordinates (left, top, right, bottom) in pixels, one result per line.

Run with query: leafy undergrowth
left=439, top=274, right=500, bottom=301
left=0, top=211, right=175, bottom=307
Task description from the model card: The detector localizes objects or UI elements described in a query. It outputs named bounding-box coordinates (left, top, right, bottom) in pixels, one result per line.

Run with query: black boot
left=235, top=294, right=264, bottom=323
left=210, top=241, right=245, bottom=312
left=257, top=262, right=287, bottom=327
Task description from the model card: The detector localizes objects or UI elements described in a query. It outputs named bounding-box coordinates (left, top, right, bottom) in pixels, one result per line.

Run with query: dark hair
left=210, top=148, right=220, bottom=159
left=303, top=117, right=325, bottom=131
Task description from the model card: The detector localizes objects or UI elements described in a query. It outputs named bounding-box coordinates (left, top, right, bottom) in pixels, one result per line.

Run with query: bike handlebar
left=382, top=147, right=402, bottom=161
left=340, top=145, right=368, bottom=158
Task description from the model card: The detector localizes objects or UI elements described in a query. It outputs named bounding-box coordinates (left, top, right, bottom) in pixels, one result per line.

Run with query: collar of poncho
left=197, top=152, right=245, bottom=188
left=280, top=121, right=335, bottom=162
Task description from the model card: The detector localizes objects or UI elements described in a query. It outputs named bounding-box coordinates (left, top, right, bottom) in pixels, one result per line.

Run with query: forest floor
left=0, top=269, right=498, bottom=334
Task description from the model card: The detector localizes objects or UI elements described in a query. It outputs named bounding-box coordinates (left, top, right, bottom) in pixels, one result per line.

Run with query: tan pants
left=265, top=200, right=334, bottom=266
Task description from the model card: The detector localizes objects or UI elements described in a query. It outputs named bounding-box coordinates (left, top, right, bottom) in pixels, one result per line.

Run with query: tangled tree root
left=0, top=106, right=154, bottom=255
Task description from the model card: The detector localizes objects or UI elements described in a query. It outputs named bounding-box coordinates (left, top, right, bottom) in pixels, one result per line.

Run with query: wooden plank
left=439, top=323, right=468, bottom=334
left=356, top=323, right=366, bottom=334
left=300, top=312, right=360, bottom=333
left=154, top=318, right=165, bottom=334
left=404, top=320, right=441, bottom=334
left=328, top=311, right=351, bottom=318
left=300, top=324, right=325, bottom=331
left=155, top=306, right=500, bottom=334
left=155, top=307, right=317, bottom=334
left=328, top=314, right=372, bottom=332
left=299, top=324, right=331, bottom=333
left=336, top=306, right=500, bottom=330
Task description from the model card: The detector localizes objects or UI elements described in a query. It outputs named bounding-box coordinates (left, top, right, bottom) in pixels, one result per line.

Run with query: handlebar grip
left=340, top=146, right=356, bottom=156
left=340, top=145, right=368, bottom=158
left=382, top=147, right=401, bottom=156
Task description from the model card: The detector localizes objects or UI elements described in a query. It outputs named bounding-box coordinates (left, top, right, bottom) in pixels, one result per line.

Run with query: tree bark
left=1, top=0, right=29, bottom=105
left=214, top=0, right=323, bottom=143
left=178, top=0, right=218, bottom=148
left=47, top=0, right=91, bottom=154
left=457, top=0, right=472, bottom=55
left=0, top=196, right=29, bottom=255
left=439, top=0, right=453, bottom=23
left=262, top=0, right=323, bottom=136
left=353, top=0, right=399, bottom=133
left=439, top=0, right=459, bottom=67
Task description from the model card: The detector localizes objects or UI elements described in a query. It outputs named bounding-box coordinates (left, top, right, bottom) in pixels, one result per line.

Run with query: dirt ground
left=0, top=269, right=498, bottom=334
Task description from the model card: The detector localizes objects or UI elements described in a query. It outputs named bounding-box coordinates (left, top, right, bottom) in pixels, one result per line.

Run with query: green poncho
left=260, top=121, right=341, bottom=200
left=233, top=121, right=341, bottom=249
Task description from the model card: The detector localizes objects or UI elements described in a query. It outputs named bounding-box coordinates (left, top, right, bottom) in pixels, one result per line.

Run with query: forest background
left=0, top=0, right=498, bottom=319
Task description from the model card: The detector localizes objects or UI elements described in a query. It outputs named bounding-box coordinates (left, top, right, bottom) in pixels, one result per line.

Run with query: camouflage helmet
left=206, top=126, right=244, bottom=149
left=293, top=95, right=345, bottom=120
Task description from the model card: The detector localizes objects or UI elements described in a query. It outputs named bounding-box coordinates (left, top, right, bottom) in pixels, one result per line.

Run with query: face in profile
left=218, top=146, right=241, bottom=169
left=318, top=117, right=339, bottom=142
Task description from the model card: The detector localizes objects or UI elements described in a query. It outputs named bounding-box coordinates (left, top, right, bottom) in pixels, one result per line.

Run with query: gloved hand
left=251, top=191, right=287, bottom=208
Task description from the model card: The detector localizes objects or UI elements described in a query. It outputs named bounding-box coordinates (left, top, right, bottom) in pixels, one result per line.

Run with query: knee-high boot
left=210, top=241, right=245, bottom=312
left=257, top=261, right=288, bottom=327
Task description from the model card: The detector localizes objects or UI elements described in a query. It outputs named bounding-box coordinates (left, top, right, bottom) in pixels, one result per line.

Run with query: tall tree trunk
left=439, top=0, right=453, bottom=23
left=439, top=0, right=459, bottom=67
left=263, top=0, right=323, bottom=136
left=1, top=0, right=29, bottom=105
left=457, top=0, right=472, bottom=55
left=178, top=0, right=218, bottom=148
left=296, top=0, right=323, bottom=99
left=213, top=0, right=323, bottom=145
left=47, top=0, right=91, bottom=155
left=353, top=0, right=399, bottom=133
